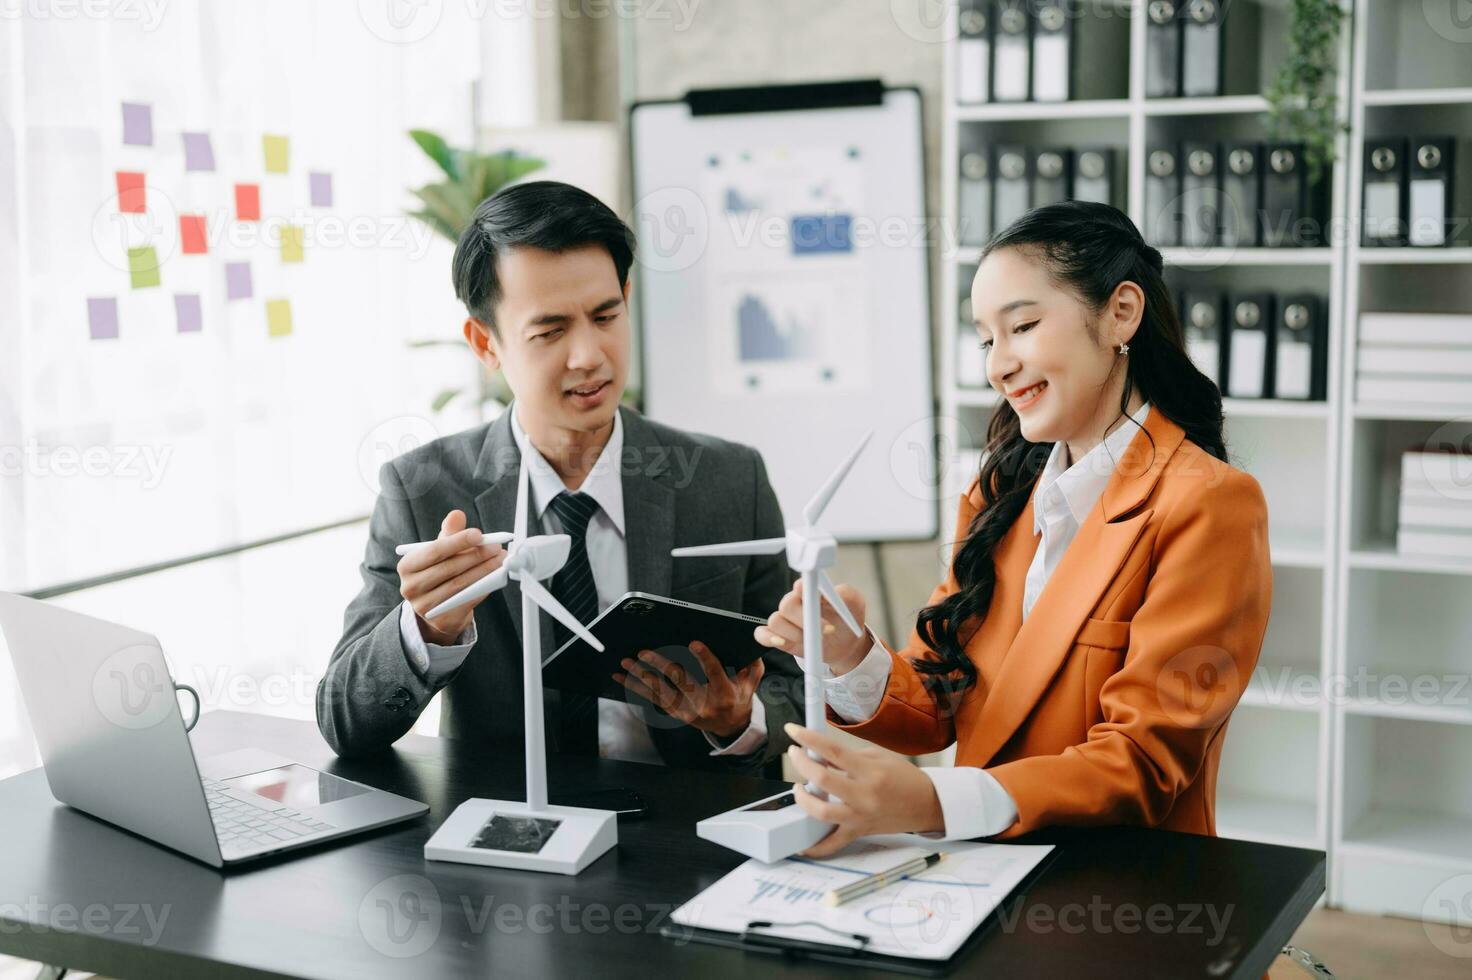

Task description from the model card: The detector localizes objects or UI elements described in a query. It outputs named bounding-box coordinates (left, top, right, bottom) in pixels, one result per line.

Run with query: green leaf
left=407, top=207, right=459, bottom=243
left=410, top=183, right=475, bottom=238
left=431, top=388, right=462, bottom=413
left=409, top=129, right=458, bottom=181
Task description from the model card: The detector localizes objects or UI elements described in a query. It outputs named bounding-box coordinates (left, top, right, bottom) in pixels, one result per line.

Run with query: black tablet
left=542, top=592, right=768, bottom=701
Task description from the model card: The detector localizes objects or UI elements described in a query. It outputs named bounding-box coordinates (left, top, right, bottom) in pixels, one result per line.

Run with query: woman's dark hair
left=451, top=180, right=637, bottom=336
left=912, top=200, right=1227, bottom=703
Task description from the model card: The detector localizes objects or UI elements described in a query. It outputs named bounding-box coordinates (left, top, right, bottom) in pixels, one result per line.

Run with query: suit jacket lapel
left=966, top=407, right=1186, bottom=766
left=618, top=408, right=675, bottom=596
left=471, top=408, right=527, bottom=639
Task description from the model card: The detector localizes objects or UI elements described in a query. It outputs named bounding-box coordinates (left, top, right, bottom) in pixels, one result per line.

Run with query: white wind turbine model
left=670, top=433, right=871, bottom=863
left=422, top=459, right=618, bottom=875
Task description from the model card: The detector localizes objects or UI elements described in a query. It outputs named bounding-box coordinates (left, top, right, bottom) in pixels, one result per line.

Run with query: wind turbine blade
left=513, top=454, right=529, bottom=541
left=482, top=531, right=517, bottom=546
left=521, top=577, right=605, bottom=653
left=803, top=432, right=873, bottom=525
left=425, top=565, right=510, bottom=620
left=671, top=538, right=786, bottom=558
left=817, top=571, right=864, bottom=638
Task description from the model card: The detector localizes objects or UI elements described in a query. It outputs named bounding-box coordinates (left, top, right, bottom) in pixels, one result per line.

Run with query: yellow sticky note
left=280, top=224, right=304, bottom=263
left=263, top=134, right=289, bottom=173
left=266, top=298, right=293, bottom=337
left=128, top=246, right=161, bottom=289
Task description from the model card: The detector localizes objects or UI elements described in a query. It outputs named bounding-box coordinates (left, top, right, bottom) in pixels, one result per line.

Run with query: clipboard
left=659, top=836, right=1058, bottom=972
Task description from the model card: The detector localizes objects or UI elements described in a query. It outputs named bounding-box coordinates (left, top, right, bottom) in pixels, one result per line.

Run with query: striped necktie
left=547, top=490, right=600, bottom=756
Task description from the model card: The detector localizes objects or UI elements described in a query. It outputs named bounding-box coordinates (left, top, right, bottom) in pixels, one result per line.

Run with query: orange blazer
left=836, top=407, right=1272, bottom=839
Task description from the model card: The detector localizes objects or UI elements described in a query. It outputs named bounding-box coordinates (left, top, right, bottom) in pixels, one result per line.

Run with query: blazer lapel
left=965, top=407, right=1186, bottom=766
left=471, top=408, right=527, bottom=638
left=618, top=408, right=675, bottom=596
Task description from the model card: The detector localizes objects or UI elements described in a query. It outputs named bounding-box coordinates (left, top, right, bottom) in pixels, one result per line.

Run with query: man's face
left=466, top=244, right=631, bottom=439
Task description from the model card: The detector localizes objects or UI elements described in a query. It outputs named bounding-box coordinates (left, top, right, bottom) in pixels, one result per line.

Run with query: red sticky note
left=180, top=215, right=208, bottom=254
left=116, top=171, right=145, bottom=213
left=235, top=183, right=260, bottom=221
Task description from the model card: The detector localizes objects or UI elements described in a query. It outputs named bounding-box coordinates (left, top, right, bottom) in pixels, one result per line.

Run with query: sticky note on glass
left=122, top=102, right=152, bottom=146
left=116, top=171, right=146, bottom=213
left=280, top=225, right=304, bottom=263
left=128, top=246, right=161, bottom=289
left=180, top=215, right=208, bottom=254
left=309, top=171, right=333, bottom=207
left=183, top=132, right=215, bottom=171
left=263, top=134, right=289, bottom=173
left=88, top=297, right=119, bottom=340
left=225, top=261, right=253, bottom=300
left=235, top=183, right=260, bottom=221
left=266, top=298, right=293, bottom=337
left=175, top=293, right=203, bottom=333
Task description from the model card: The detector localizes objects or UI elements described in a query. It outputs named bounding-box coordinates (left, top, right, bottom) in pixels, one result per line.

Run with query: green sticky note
left=128, top=246, right=161, bottom=289
left=263, top=134, right=289, bottom=173
left=266, top=298, right=293, bottom=337
left=280, top=224, right=304, bottom=263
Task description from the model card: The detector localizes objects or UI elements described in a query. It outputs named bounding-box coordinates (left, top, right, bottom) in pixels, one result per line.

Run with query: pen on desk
left=395, top=532, right=515, bottom=556
left=822, top=851, right=944, bottom=907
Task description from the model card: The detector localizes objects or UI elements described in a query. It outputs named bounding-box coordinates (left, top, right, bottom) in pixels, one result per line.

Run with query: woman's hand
left=754, top=580, right=871, bottom=675
left=783, top=722, right=946, bottom=858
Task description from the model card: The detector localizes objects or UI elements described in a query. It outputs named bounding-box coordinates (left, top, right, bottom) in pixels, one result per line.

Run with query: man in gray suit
left=317, top=181, right=802, bottom=776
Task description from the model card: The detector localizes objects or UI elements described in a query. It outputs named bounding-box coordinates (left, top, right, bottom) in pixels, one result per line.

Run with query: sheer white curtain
left=0, top=2, right=539, bottom=778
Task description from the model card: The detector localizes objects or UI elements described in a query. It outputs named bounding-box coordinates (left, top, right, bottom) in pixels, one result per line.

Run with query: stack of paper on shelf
left=1398, top=448, right=1472, bottom=558
left=1358, top=313, right=1472, bottom=405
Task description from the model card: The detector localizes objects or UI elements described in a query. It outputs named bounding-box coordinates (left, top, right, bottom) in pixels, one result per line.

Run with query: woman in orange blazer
left=759, top=201, right=1272, bottom=857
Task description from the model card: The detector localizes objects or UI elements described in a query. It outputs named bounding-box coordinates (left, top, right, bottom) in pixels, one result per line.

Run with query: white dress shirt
left=809, top=402, right=1152, bottom=839
left=397, top=405, right=767, bottom=764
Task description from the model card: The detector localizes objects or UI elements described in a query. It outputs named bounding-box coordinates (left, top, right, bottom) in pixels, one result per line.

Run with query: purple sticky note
left=309, top=171, right=333, bottom=207
left=175, top=293, right=203, bottom=333
left=182, top=132, right=215, bottom=171
left=122, top=102, right=152, bottom=146
left=88, top=297, right=119, bottom=340
left=225, top=262, right=253, bottom=300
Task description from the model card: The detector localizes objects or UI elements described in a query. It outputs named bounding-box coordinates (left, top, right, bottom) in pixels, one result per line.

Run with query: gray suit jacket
left=316, top=405, right=802, bottom=776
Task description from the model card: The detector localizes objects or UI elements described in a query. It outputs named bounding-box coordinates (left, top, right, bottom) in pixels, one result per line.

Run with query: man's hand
left=398, top=509, right=505, bottom=645
left=613, top=641, right=764, bottom=740
left=783, top=722, right=946, bottom=857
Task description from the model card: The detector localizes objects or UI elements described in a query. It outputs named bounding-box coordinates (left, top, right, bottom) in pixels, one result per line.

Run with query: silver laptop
left=0, top=591, right=428, bottom=867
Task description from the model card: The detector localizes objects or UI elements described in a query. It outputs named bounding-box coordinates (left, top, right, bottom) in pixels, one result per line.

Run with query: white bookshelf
left=1332, top=0, right=1472, bottom=923
left=938, top=0, right=1352, bottom=894
left=941, top=5, right=1472, bottom=922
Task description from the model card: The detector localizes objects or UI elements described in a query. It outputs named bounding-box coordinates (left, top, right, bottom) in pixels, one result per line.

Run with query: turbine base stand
left=425, top=798, right=617, bottom=875
left=696, top=788, right=833, bottom=863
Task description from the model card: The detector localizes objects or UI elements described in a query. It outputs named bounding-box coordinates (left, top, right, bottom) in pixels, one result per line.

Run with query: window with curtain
left=0, top=2, right=529, bottom=778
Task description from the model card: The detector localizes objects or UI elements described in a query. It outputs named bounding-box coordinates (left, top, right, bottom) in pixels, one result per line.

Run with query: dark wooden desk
left=0, top=711, right=1323, bottom=978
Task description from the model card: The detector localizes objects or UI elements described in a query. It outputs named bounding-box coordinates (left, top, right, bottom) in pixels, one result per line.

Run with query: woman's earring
left=1117, top=342, right=1130, bottom=356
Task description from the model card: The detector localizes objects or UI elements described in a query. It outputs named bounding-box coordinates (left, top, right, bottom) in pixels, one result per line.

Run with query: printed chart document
left=670, top=835, right=1054, bottom=962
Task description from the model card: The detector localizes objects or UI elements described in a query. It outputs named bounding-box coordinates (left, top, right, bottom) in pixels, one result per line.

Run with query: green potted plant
left=1264, top=0, right=1347, bottom=185
left=404, top=130, right=545, bottom=414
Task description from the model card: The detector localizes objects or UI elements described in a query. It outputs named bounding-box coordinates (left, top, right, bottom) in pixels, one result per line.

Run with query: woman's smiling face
left=971, top=245, right=1133, bottom=449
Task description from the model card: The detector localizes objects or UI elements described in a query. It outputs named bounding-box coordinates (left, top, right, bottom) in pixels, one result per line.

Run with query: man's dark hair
left=451, top=180, right=638, bottom=335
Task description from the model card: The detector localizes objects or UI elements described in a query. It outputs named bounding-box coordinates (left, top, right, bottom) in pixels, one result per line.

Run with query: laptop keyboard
left=203, top=778, right=337, bottom=854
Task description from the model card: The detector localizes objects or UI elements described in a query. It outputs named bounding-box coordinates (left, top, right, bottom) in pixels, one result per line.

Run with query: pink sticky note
left=180, top=215, right=208, bottom=254
left=235, top=183, right=260, bottom=221
left=116, top=171, right=146, bottom=213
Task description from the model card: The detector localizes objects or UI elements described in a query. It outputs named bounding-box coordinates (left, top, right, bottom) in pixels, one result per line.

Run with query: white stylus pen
left=395, top=532, right=515, bottom=556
